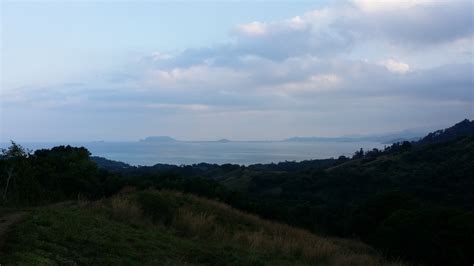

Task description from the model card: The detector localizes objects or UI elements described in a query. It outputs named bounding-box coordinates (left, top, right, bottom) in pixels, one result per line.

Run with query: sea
left=0, top=141, right=386, bottom=166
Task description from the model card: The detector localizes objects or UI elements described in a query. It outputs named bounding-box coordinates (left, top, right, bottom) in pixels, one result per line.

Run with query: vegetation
left=0, top=144, right=121, bottom=205
left=93, top=120, right=474, bottom=265
left=2, top=190, right=400, bottom=265
left=417, top=118, right=474, bottom=145
left=1, top=119, right=473, bottom=265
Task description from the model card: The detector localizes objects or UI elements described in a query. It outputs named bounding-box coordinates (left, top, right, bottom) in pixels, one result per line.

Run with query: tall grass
left=95, top=190, right=404, bottom=266
left=109, top=196, right=143, bottom=224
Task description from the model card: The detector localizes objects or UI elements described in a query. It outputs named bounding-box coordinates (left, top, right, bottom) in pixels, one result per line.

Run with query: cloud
left=3, top=1, right=472, bottom=141
left=150, top=52, right=173, bottom=61
left=352, top=0, right=436, bottom=12
left=150, top=0, right=472, bottom=68
left=378, top=59, right=410, bottom=74
left=262, top=74, right=342, bottom=97
left=143, top=64, right=250, bottom=91
left=346, top=0, right=473, bottom=46
left=234, top=15, right=308, bottom=37
left=142, top=103, right=210, bottom=111
left=230, top=8, right=352, bottom=60
left=234, top=21, right=267, bottom=36
left=7, top=56, right=470, bottom=113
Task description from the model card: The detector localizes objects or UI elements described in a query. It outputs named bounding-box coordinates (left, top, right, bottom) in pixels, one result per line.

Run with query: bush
left=135, top=192, right=176, bottom=225
left=371, top=208, right=474, bottom=266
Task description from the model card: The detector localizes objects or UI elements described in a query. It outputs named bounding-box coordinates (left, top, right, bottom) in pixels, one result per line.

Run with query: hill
left=233, top=136, right=474, bottom=265
left=417, top=118, right=474, bottom=145
left=284, top=129, right=426, bottom=144
left=90, top=120, right=474, bottom=265
left=91, top=156, right=131, bottom=171
left=1, top=190, right=399, bottom=265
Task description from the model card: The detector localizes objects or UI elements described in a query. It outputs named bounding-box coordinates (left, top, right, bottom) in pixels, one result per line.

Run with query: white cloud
left=150, top=52, right=173, bottom=61
left=235, top=21, right=267, bottom=36
left=234, top=15, right=310, bottom=38
left=288, top=16, right=306, bottom=30
left=266, top=74, right=342, bottom=96
left=144, top=64, right=249, bottom=90
left=228, top=0, right=473, bottom=61
left=352, top=0, right=436, bottom=12
left=378, top=59, right=410, bottom=74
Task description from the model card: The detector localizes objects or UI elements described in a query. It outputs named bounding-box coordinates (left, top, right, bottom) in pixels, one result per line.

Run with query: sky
left=1, top=0, right=473, bottom=141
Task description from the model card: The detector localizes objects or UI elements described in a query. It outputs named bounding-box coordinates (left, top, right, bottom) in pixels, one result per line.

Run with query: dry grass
left=93, top=190, right=404, bottom=266
left=90, top=195, right=146, bottom=224
left=172, top=208, right=217, bottom=237
left=107, top=196, right=144, bottom=224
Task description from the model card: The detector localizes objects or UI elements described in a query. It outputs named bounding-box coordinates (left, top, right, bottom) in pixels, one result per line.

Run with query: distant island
left=140, top=129, right=428, bottom=144
left=139, top=136, right=177, bottom=142
left=216, top=138, right=231, bottom=143
left=139, top=136, right=233, bottom=143
left=284, top=128, right=431, bottom=144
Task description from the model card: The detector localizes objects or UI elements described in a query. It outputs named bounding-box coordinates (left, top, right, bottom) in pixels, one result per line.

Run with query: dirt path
left=0, top=212, right=27, bottom=252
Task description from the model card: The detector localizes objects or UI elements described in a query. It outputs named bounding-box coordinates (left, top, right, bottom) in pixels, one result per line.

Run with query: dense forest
left=1, top=119, right=473, bottom=265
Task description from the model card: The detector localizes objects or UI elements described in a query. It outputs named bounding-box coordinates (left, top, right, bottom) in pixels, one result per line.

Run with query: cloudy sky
left=1, top=0, right=473, bottom=141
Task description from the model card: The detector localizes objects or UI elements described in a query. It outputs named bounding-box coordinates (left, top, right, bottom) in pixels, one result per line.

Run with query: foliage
left=0, top=144, right=121, bottom=205
left=371, top=207, right=474, bottom=265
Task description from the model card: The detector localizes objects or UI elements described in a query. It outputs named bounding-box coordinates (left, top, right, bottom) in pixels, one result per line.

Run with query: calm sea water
left=1, top=141, right=385, bottom=166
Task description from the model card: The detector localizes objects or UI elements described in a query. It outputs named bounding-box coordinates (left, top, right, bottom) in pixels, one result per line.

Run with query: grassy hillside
left=1, top=190, right=401, bottom=266
left=93, top=136, right=473, bottom=265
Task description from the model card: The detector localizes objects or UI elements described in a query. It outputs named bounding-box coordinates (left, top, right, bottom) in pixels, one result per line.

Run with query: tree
left=0, top=141, right=29, bottom=201
left=352, top=148, right=364, bottom=159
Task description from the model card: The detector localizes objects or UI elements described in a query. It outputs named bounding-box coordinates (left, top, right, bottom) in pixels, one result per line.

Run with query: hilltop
left=417, top=118, right=474, bottom=145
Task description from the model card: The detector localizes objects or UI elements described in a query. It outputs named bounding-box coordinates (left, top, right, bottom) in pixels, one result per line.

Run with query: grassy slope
left=1, top=190, right=402, bottom=266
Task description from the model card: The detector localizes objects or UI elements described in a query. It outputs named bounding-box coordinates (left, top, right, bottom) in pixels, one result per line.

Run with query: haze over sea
left=0, top=141, right=384, bottom=166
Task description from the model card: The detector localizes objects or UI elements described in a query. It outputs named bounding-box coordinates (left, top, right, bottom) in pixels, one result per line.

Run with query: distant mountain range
left=283, top=120, right=474, bottom=144
left=139, top=119, right=473, bottom=145
left=283, top=133, right=423, bottom=144
left=140, top=136, right=232, bottom=143
left=140, top=130, right=427, bottom=144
